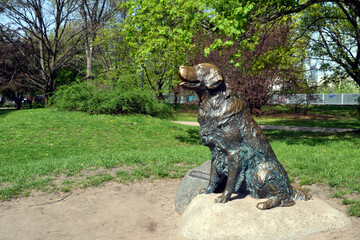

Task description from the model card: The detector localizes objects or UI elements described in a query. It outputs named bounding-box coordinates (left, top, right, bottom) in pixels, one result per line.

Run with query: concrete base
left=178, top=194, right=351, bottom=240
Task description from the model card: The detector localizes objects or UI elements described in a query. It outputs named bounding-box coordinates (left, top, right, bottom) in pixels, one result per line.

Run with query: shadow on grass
left=264, top=130, right=360, bottom=146
left=175, top=128, right=202, bottom=145
left=0, top=108, right=17, bottom=118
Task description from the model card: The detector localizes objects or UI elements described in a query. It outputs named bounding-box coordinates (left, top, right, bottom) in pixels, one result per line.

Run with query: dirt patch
left=0, top=179, right=358, bottom=240
left=0, top=179, right=185, bottom=240
left=301, top=184, right=360, bottom=240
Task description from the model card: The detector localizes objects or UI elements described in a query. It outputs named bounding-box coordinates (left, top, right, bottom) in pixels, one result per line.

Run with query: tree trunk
left=28, top=99, right=33, bottom=109
left=348, top=69, right=360, bottom=89
left=173, top=85, right=180, bottom=111
left=0, top=97, right=4, bottom=107
left=15, top=93, right=23, bottom=110
left=156, top=80, right=164, bottom=101
left=86, top=45, right=93, bottom=82
left=81, top=0, right=94, bottom=83
left=157, top=92, right=165, bottom=101
left=44, top=90, right=53, bottom=106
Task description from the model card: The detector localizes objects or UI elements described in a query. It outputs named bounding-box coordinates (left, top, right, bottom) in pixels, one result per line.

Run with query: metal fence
left=164, top=95, right=198, bottom=104
left=271, top=94, right=360, bottom=105
left=165, top=94, right=360, bottom=105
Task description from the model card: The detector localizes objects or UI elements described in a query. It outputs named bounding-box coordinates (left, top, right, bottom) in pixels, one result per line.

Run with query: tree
left=0, top=26, right=39, bottom=109
left=183, top=0, right=360, bottom=89
left=117, top=0, right=310, bottom=107
left=0, top=0, right=83, bottom=105
left=120, top=0, right=208, bottom=100
left=191, top=21, right=307, bottom=113
left=296, top=2, right=360, bottom=88
left=250, top=0, right=360, bottom=88
left=79, top=0, right=118, bottom=82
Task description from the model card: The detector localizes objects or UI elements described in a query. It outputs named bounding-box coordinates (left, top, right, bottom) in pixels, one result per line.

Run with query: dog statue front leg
left=199, top=157, right=220, bottom=194
left=215, top=154, right=240, bottom=203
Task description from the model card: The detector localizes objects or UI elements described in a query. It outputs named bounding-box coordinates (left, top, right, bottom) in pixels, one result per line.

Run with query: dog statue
left=178, top=63, right=311, bottom=209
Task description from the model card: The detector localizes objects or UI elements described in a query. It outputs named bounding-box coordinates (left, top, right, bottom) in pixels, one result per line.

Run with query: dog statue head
left=178, top=63, right=224, bottom=91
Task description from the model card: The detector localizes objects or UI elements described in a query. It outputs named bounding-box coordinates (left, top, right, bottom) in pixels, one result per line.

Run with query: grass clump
left=50, top=81, right=173, bottom=119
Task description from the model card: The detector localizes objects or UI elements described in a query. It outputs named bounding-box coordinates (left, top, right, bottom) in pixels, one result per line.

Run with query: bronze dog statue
left=178, top=63, right=311, bottom=209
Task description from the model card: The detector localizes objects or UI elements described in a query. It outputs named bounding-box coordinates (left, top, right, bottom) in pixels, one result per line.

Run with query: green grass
left=255, top=118, right=360, bottom=129
left=175, top=112, right=198, bottom=122
left=0, top=109, right=209, bottom=199
left=266, top=130, right=360, bottom=216
left=262, top=105, right=359, bottom=116
left=1, top=108, right=359, bottom=216
left=175, top=105, right=360, bottom=129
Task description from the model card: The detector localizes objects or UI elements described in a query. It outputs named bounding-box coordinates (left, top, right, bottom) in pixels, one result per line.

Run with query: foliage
left=50, top=81, right=173, bottom=118
left=202, top=0, right=257, bottom=56
left=56, top=67, right=85, bottom=87
left=2, top=0, right=360, bottom=109
left=0, top=27, right=41, bottom=104
left=251, top=0, right=360, bottom=89
left=80, top=0, right=118, bottom=81
left=0, top=0, right=83, bottom=104
left=190, top=0, right=360, bottom=91
left=191, top=21, right=307, bottom=113
left=119, top=0, right=209, bottom=99
left=296, top=1, right=360, bottom=88
left=318, top=77, right=360, bottom=94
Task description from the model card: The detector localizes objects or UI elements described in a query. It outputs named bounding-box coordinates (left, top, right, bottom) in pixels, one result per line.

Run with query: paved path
left=173, top=121, right=359, bottom=133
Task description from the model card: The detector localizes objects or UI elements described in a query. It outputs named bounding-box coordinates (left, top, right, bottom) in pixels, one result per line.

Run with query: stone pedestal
left=174, top=160, right=211, bottom=214
left=175, top=162, right=351, bottom=240
left=178, top=194, right=351, bottom=240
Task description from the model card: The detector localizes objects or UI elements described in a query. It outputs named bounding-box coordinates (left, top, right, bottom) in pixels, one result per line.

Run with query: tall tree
left=0, top=27, right=38, bottom=109
left=80, top=0, right=117, bottom=82
left=118, top=0, right=309, bottom=104
left=0, top=0, right=82, bottom=104
left=120, top=0, right=208, bottom=100
left=251, top=0, right=360, bottom=88
left=297, top=2, right=360, bottom=88
left=183, top=0, right=360, bottom=89
left=191, top=21, right=307, bottom=113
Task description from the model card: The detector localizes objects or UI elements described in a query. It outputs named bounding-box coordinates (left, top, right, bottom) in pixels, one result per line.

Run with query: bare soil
left=0, top=179, right=358, bottom=240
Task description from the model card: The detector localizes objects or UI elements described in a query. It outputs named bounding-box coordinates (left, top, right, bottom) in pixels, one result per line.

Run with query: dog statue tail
left=292, top=185, right=312, bottom=201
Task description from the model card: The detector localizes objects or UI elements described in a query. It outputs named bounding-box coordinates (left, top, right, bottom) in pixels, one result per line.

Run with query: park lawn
left=0, top=109, right=210, bottom=198
left=174, top=111, right=198, bottom=122
left=175, top=105, right=360, bottom=129
left=175, top=112, right=360, bottom=129
left=255, top=118, right=360, bottom=129
left=0, top=108, right=359, bottom=216
left=264, top=130, right=360, bottom=216
left=262, top=105, right=359, bottom=116
left=256, top=105, right=360, bottom=129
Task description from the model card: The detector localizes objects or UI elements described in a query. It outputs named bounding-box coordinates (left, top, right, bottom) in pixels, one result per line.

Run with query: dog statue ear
left=204, top=69, right=223, bottom=89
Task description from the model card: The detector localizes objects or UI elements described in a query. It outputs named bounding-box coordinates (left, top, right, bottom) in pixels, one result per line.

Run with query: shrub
left=50, top=82, right=173, bottom=118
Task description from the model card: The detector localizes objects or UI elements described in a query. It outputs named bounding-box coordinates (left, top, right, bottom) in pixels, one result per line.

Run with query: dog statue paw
left=214, top=195, right=230, bottom=203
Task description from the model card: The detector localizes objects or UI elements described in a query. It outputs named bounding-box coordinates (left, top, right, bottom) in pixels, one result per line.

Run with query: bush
left=50, top=82, right=173, bottom=118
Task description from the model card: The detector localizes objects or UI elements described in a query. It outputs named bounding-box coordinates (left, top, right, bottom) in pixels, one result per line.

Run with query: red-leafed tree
left=190, top=22, right=306, bottom=114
